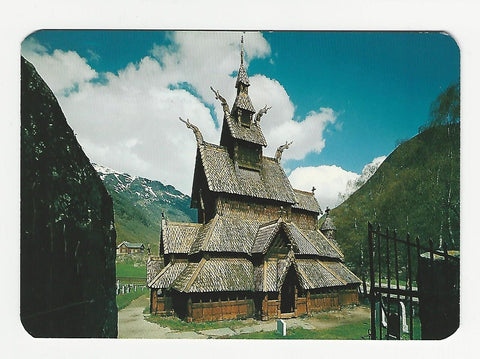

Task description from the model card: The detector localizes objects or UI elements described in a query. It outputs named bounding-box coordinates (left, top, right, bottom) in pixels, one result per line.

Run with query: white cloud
left=21, top=31, right=339, bottom=195
left=288, top=155, right=387, bottom=210
left=288, top=165, right=359, bottom=210
left=22, top=41, right=97, bottom=95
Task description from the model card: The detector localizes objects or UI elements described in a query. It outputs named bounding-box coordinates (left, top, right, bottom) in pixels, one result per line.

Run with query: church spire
left=240, top=35, right=244, bottom=66
left=235, top=36, right=251, bottom=90
left=233, top=35, right=255, bottom=121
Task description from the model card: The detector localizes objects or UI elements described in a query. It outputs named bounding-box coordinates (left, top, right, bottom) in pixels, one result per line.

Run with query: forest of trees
left=329, top=83, right=460, bottom=283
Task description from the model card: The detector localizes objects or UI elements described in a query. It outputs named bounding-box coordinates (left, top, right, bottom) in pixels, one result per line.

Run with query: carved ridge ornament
left=179, top=117, right=204, bottom=146
left=254, top=105, right=271, bottom=124
left=275, top=140, right=293, bottom=162
left=210, top=86, right=230, bottom=116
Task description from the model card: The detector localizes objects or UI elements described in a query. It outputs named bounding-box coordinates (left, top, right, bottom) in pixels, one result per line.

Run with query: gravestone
left=400, top=301, right=409, bottom=334
left=277, top=319, right=287, bottom=336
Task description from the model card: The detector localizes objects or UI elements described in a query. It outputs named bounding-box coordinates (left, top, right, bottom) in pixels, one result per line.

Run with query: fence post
left=406, top=233, right=413, bottom=340
left=376, top=224, right=382, bottom=340
left=368, top=222, right=376, bottom=340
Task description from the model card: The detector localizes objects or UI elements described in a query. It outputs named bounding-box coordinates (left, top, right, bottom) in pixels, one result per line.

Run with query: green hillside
left=94, top=164, right=197, bottom=254
left=330, top=122, right=460, bottom=279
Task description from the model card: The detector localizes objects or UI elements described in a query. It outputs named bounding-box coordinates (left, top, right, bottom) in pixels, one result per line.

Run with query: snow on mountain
left=91, top=162, right=195, bottom=224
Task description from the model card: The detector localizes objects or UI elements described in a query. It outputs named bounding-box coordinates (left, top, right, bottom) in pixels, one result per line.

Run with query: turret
left=320, top=207, right=336, bottom=242
left=217, top=36, right=270, bottom=171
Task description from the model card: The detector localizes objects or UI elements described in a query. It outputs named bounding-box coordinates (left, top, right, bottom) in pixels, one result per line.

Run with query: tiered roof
left=194, top=142, right=296, bottom=204
left=147, top=36, right=359, bottom=296
left=161, top=216, right=342, bottom=258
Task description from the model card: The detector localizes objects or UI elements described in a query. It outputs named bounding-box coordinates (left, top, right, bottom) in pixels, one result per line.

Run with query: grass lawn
left=116, top=290, right=148, bottom=311
left=146, top=315, right=256, bottom=331
left=116, top=262, right=146, bottom=279
left=226, top=316, right=421, bottom=340
left=144, top=304, right=422, bottom=340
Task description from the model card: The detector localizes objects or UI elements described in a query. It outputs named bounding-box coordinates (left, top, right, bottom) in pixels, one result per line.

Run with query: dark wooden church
left=147, top=37, right=360, bottom=322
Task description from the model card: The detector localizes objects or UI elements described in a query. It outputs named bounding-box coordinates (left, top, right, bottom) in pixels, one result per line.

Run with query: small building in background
left=117, top=241, right=145, bottom=255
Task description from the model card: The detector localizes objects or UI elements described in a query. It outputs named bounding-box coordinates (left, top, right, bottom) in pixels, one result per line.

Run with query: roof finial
left=179, top=117, right=204, bottom=146
left=210, top=86, right=230, bottom=116
left=254, top=105, right=271, bottom=124
left=274, top=140, right=293, bottom=162
left=240, top=35, right=244, bottom=65
left=312, top=186, right=316, bottom=194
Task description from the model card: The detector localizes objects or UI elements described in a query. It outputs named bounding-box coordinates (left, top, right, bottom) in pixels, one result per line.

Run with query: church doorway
left=280, top=267, right=297, bottom=314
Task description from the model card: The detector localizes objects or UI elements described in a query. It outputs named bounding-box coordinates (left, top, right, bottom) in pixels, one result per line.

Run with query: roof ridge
left=184, top=258, right=206, bottom=292
left=201, top=214, right=220, bottom=252
left=147, top=262, right=172, bottom=287
left=336, top=262, right=363, bottom=283
left=202, top=141, right=225, bottom=150
left=258, top=218, right=280, bottom=228
left=294, top=261, right=315, bottom=289
left=318, top=260, right=347, bottom=285
left=293, top=188, right=315, bottom=196
left=165, top=222, right=202, bottom=227
left=287, top=222, right=318, bottom=255
left=318, top=230, right=344, bottom=259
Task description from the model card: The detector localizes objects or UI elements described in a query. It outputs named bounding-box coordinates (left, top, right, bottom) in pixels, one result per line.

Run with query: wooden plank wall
left=190, top=299, right=255, bottom=322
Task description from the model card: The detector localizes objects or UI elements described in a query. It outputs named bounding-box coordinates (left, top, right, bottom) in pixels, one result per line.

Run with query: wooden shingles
left=224, top=115, right=265, bottom=145
left=295, top=259, right=344, bottom=289
left=148, top=262, right=189, bottom=289
left=323, top=261, right=362, bottom=284
left=163, top=222, right=202, bottom=254
left=292, top=189, right=322, bottom=214
left=172, top=258, right=254, bottom=293
left=198, top=142, right=296, bottom=203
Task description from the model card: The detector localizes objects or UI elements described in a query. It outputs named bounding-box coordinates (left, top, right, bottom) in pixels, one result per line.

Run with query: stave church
left=147, top=37, right=360, bottom=322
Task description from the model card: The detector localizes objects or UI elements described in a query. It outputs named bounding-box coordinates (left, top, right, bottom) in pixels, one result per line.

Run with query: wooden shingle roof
left=163, top=216, right=343, bottom=258
left=189, top=214, right=259, bottom=255
left=323, top=261, right=362, bottom=284
left=146, top=257, right=163, bottom=285
left=117, top=241, right=144, bottom=249
left=171, top=258, right=254, bottom=293
left=224, top=115, right=266, bottom=145
left=162, top=222, right=202, bottom=254
left=250, top=220, right=343, bottom=259
left=148, top=261, right=189, bottom=289
left=254, top=255, right=360, bottom=292
left=292, top=189, right=322, bottom=214
left=251, top=220, right=280, bottom=254
left=197, top=142, right=296, bottom=203
left=300, top=228, right=344, bottom=259
left=236, top=63, right=250, bottom=87
left=295, top=259, right=345, bottom=289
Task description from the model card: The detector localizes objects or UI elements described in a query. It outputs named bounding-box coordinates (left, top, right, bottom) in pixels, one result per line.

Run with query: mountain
left=93, top=163, right=197, bottom=252
left=329, top=123, right=460, bottom=279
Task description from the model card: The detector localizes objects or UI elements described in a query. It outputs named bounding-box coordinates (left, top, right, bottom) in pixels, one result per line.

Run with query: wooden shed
left=147, top=37, right=360, bottom=322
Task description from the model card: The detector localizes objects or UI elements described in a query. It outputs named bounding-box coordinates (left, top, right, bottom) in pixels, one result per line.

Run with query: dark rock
left=20, top=57, right=117, bottom=337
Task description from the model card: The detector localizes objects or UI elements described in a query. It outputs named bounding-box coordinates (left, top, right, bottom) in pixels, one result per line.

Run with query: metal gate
left=367, top=222, right=459, bottom=340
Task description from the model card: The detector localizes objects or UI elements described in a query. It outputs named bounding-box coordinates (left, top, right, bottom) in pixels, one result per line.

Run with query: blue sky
left=21, top=30, right=459, bottom=208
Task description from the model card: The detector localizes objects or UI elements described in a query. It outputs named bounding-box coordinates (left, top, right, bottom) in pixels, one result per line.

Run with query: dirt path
left=118, top=294, right=207, bottom=339
left=118, top=295, right=370, bottom=339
